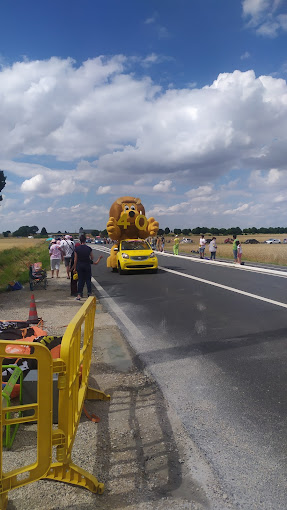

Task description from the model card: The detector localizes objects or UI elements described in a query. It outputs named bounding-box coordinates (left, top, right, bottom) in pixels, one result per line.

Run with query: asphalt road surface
left=91, top=246, right=287, bottom=510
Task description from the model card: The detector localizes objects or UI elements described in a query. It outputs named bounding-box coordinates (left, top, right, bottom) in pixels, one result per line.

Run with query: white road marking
left=159, top=266, right=287, bottom=309
left=91, top=276, right=146, bottom=342
left=157, top=251, right=287, bottom=278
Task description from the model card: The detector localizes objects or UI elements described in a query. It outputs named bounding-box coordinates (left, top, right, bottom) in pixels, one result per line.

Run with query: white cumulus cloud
left=153, top=180, right=174, bottom=192
left=97, top=185, right=111, bottom=194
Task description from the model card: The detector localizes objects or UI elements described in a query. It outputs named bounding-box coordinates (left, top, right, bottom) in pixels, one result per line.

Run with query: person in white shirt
left=60, top=235, right=75, bottom=279
left=199, top=234, right=206, bottom=259
left=209, top=237, right=217, bottom=260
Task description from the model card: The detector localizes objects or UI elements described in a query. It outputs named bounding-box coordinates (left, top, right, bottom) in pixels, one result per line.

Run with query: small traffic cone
left=28, top=294, right=39, bottom=324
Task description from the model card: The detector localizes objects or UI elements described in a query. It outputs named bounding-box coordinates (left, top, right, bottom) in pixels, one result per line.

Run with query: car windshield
left=121, top=241, right=150, bottom=250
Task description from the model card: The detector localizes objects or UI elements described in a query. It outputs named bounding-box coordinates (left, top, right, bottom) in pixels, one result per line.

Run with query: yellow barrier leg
left=0, top=492, right=8, bottom=510
left=86, top=386, right=110, bottom=401
left=44, top=461, right=104, bottom=494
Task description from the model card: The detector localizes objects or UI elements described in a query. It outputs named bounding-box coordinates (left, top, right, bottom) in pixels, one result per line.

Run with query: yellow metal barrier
left=0, top=297, right=110, bottom=509
left=0, top=340, right=54, bottom=510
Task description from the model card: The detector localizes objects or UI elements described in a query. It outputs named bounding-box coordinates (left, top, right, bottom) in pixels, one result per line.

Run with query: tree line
left=158, top=226, right=287, bottom=236
left=2, top=225, right=287, bottom=239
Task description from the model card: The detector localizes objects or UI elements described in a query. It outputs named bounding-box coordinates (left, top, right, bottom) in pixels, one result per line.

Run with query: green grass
left=0, top=241, right=50, bottom=292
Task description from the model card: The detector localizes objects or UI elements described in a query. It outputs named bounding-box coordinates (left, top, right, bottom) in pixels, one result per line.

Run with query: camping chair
left=29, top=262, right=47, bottom=290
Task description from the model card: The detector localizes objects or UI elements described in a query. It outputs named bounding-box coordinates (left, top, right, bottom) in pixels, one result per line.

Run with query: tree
left=91, top=230, right=100, bottom=237
left=101, top=229, right=108, bottom=237
left=182, top=228, right=191, bottom=236
left=3, top=230, right=10, bottom=237
left=158, top=228, right=164, bottom=236
left=40, top=227, right=48, bottom=236
left=13, top=225, right=39, bottom=237
left=164, top=227, right=170, bottom=235
left=174, top=228, right=182, bottom=235
left=0, top=170, right=6, bottom=202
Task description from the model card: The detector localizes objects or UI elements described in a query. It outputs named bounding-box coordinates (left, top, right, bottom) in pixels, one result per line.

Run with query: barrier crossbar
left=0, top=296, right=110, bottom=509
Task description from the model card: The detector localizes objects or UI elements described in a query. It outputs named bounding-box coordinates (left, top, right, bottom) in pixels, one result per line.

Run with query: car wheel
left=152, top=268, right=158, bottom=274
left=118, top=263, right=125, bottom=275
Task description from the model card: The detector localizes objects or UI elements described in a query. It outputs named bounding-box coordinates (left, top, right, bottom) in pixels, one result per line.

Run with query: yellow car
left=114, top=239, right=158, bottom=274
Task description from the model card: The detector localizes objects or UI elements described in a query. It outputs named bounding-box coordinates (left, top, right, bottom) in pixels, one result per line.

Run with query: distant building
left=79, top=228, right=93, bottom=234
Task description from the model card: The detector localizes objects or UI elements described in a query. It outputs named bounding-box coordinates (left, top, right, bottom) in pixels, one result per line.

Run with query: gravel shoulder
left=1, top=266, right=231, bottom=510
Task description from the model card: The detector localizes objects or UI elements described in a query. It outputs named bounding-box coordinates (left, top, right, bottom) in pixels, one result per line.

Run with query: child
left=236, top=240, right=242, bottom=264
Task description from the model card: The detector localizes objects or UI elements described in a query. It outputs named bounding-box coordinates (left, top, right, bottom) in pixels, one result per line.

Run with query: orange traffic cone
left=28, top=294, right=39, bottom=324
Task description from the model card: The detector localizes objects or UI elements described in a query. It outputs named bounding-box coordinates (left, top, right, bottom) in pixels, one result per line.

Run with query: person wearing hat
left=49, top=239, right=63, bottom=278
left=60, top=235, right=75, bottom=279
left=173, top=235, right=179, bottom=255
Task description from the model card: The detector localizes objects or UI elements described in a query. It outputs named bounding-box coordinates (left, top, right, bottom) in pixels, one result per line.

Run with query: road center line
left=159, top=266, right=287, bottom=310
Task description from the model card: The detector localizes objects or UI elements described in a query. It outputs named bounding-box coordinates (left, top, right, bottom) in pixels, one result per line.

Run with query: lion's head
left=109, top=196, right=145, bottom=225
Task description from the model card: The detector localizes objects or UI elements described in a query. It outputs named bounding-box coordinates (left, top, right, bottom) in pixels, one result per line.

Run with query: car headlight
left=122, top=253, right=129, bottom=259
left=149, top=252, right=155, bottom=258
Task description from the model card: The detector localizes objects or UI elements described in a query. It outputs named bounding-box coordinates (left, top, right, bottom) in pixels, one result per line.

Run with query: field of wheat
left=165, top=234, right=287, bottom=266
left=0, top=238, right=44, bottom=252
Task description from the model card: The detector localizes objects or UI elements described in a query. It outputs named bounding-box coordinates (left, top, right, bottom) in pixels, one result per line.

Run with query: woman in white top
left=209, top=237, right=217, bottom=260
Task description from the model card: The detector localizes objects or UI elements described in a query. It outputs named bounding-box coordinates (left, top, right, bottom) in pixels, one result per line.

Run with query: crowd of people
left=194, top=233, right=243, bottom=263
left=48, top=234, right=103, bottom=300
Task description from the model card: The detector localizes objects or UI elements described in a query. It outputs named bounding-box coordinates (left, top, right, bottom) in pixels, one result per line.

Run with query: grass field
left=0, top=238, right=44, bottom=251
left=164, top=234, right=287, bottom=266
left=0, top=239, right=50, bottom=291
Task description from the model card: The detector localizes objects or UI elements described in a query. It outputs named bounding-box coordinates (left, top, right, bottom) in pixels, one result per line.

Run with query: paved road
left=91, top=247, right=287, bottom=510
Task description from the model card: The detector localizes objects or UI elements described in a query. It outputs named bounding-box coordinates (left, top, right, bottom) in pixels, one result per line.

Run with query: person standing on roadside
left=73, top=234, right=103, bottom=300
left=49, top=239, right=63, bottom=278
left=209, top=237, right=217, bottom=260
left=199, top=234, right=206, bottom=259
left=60, top=235, right=75, bottom=279
left=236, top=240, right=243, bottom=264
left=161, top=236, right=165, bottom=252
left=173, top=235, right=179, bottom=255
left=232, top=235, right=237, bottom=263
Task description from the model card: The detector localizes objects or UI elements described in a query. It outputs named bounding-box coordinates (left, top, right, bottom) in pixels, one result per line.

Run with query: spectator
left=161, top=236, right=165, bottom=252
left=49, top=239, right=63, bottom=278
left=60, top=235, right=75, bottom=279
left=173, top=235, right=179, bottom=255
left=209, top=237, right=217, bottom=260
left=236, top=240, right=243, bottom=264
left=232, top=235, right=237, bottom=263
left=199, top=234, right=206, bottom=259
left=73, top=234, right=103, bottom=301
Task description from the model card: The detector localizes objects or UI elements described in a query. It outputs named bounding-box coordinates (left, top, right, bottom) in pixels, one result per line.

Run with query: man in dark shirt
left=73, top=234, right=103, bottom=300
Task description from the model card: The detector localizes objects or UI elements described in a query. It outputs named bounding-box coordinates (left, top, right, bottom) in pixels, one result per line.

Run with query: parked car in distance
left=94, top=238, right=104, bottom=244
left=244, top=239, right=260, bottom=244
left=205, top=239, right=212, bottom=244
left=181, top=238, right=193, bottom=243
left=283, top=239, right=287, bottom=244
left=265, top=238, right=281, bottom=244
left=224, top=238, right=233, bottom=244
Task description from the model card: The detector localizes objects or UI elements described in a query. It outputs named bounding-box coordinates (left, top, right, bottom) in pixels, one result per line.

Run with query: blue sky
left=1, top=0, right=287, bottom=232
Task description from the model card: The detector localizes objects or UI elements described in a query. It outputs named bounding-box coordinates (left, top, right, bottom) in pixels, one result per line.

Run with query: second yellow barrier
left=43, top=296, right=110, bottom=493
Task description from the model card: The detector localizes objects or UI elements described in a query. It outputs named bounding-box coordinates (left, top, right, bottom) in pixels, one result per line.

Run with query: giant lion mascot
left=106, top=196, right=159, bottom=268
